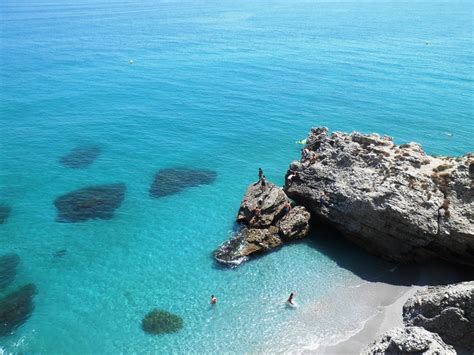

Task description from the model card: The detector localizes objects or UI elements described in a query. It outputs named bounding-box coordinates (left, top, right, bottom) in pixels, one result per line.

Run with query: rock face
left=214, top=181, right=310, bottom=266
left=279, top=206, right=311, bottom=240
left=236, top=181, right=289, bottom=228
left=285, top=127, right=474, bottom=266
left=362, top=326, right=456, bottom=355
left=403, top=281, right=474, bottom=350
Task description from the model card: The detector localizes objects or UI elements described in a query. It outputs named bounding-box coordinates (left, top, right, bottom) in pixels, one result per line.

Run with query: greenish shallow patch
left=141, top=309, right=183, bottom=335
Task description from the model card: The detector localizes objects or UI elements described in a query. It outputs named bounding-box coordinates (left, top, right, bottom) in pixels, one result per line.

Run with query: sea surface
left=0, top=0, right=473, bottom=353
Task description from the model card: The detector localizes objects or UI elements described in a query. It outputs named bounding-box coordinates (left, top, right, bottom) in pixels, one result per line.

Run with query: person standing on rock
left=261, top=176, right=267, bottom=193
left=284, top=201, right=292, bottom=215
left=258, top=168, right=263, bottom=182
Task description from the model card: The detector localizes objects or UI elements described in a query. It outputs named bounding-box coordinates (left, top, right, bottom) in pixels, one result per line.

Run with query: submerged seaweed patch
left=0, top=254, right=20, bottom=291
left=0, top=283, right=37, bottom=337
left=54, top=183, right=126, bottom=223
left=59, top=146, right=102, bottom=168
left=0, top=205, right=11, bottom=224
left=141, top=309, right=183, bottom=335
left=149, top=168, right=217, bottom=198
left=53, top=249, right=67, bottom=258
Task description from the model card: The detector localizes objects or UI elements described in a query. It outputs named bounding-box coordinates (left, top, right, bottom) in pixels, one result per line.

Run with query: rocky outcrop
left=214, top=181, right=310, bottom=266
left=362, top=326, right=456, bottom=355
left=285, top=127, right=474, bottom=266
left=279, top=206, right=311, bottom=240
left=403, top=281, right=474, bottom=350
left=236, top=181, right=289, bottom=228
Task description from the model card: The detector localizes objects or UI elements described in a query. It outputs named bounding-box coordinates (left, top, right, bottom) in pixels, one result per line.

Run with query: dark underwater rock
left=59, top=146, right=102, bottom=168
left=141, top=309, right=183, bottom=335
left=53, top=249, right=67, bottom=258
left=0, top=254, right=20, bottom=291
left=0, top=284, right=37, bottom=337
left=149, top=168, right=217, bottom=198
left=0, top=205, right=11, bottom=224
left=54, top=183, right=126, bottom=223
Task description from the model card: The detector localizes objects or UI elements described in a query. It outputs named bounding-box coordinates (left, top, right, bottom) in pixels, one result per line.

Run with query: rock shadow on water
left=149, top=168, right=217, bottom=198
left=306, top=219, right=474, bottom=286
left=0, top=284, right=37, bottom=337
left=54, top=183, right=126, bottom=223
left=59, top=146, right=102, bottom=168
left=0, top=254, right=20, bottom=291
left=0, top=205, right=11, bottom=224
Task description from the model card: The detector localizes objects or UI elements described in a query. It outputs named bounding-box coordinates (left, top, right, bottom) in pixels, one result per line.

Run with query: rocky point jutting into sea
left=215, top=126, right=473, bottom=353
left=216, top=126, right=473, bottom=267
left=285, top=127, right=473, bottom=267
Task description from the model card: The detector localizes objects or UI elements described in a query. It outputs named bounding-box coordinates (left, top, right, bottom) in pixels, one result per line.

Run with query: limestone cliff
left=285, top=127, right=474, bottom=266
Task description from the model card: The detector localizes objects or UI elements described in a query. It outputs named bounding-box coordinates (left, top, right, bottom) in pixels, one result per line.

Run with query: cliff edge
left=284, top=127, right=474, bottom=266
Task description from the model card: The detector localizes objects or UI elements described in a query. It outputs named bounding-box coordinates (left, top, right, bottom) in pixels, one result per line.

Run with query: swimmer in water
left=287, top=292, right=295, bottom=305
left=210, top=295, right=217, bottom=305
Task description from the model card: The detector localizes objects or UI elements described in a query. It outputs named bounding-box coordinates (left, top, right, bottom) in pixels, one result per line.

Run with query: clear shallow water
left=0, top=0, right=473, bottom=352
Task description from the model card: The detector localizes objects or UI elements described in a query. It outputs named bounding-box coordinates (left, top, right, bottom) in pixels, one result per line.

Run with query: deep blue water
left=0, top=0, right=473, bottom=352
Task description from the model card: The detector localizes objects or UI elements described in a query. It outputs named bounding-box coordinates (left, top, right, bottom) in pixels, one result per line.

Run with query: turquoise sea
left=1, top=0, right=473, bottom=352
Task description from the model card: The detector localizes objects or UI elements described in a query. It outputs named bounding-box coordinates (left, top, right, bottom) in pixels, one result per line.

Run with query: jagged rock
left=213, top=231, right=248, bottom=266
left=239, top=227, right=283, bottom=255
left=285, top=127, right=474, bottom=266
left=362, top=326, right=456, bottom=355
left=54, top=183, right=126, bottom=223
left=0, top=205, right=11, bottom=224
left=279, top=206, right=311, bottom=240
left=403, top=281, right=474, bottom=350
left=236, top=181, right=289, bottom=228
left=0, top=284, right=37, bottom=337
left=214, top=227, right=282, bottom=266
left=0, top=253, right=20, bottom=291
left=149, top=168, right=217, bottom=198
left=59, top=145, right=101, bottom=168
left=215, top=180, right=311, bottom=266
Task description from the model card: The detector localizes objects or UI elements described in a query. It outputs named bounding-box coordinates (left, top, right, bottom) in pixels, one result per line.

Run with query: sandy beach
left=316, top=261, right=471, bottom=354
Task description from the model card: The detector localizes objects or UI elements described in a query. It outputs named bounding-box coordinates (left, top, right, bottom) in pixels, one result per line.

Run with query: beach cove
left=1, top=0, right=473, bottom=353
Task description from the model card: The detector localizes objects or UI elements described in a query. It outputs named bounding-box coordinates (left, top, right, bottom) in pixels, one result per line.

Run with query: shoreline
left=315, top=261, right=469, bottom=354
left=317, top=284, right=419, bottom=354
